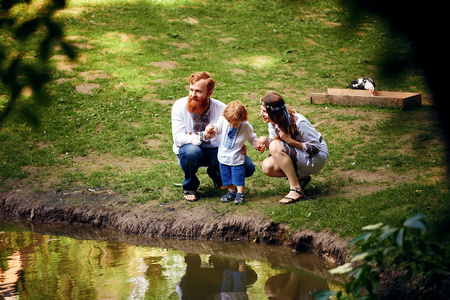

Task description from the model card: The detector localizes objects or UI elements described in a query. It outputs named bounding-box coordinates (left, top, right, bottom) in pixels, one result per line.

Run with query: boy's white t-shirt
left=214, top=116, right=257, bottom=166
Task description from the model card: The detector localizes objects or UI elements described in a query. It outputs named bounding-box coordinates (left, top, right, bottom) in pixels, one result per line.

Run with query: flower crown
left=261, top=100, right=291, bottom=124
left=260, top=101, right=285, bottom=111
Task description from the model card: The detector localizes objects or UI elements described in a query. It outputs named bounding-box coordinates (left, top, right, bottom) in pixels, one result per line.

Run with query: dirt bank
left=0, top=186, right=350, bottom=265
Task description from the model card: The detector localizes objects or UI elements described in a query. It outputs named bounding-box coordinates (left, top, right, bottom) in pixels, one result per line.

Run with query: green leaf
left=349, top=266, right=363, bottom=280
left=349, top=232, right=371, bottom=245
left=329, top=262, right=352, bottom=274
left=396, top=228, right=404, bottom=246
left=362, top=222, right=383, bottom=230
left=404, top=218, right=427, bottom=231
left=380, top=228, right=397, bottom=241
left=403, top=214, right=427, bottom=230
left=383, top=246, right=396, bottom=255
left=314, top=290, right=335, bottom=300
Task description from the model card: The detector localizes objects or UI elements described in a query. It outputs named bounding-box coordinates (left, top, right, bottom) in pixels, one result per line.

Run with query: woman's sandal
left=234, top=193, right=245, bottom=205
left=184, top=190, right=200, bottom=202
left=221, top=191, right=236, bottom=203
left=279, top=189, right=306, bottom=204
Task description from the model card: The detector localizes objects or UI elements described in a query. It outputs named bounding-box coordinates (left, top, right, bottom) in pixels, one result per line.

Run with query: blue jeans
left=177, top=144, right=255, bottom=191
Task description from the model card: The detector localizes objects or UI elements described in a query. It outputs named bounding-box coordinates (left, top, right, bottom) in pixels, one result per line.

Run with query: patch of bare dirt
left=79, top=70, right=110, bottom=81
left=149, top=61, right=179, bottom=70
left=183, top=17, right=199, bottom=25
left=75, top=83, right=101, bottom=94
left=73, top=43, right=93, bottom=49
left=232, top=56, right=273, bottom=69
left=55, top=78, right=76, bottom=84
left=151, top=79, right=171, bottom=86
left=217, top=37, right=237, bottom=43
left=55, top=61, right=79, bottom=71
left=168, top=42, right=191, bottom=50
left=232, top=69, right=246, bottom=75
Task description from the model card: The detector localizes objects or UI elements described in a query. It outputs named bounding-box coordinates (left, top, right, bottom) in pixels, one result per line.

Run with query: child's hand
left=205, top=124, right=215, bottom=133
left=255, top=137, right=268, bottom=153
left=204, top=125, right=217, bottom=139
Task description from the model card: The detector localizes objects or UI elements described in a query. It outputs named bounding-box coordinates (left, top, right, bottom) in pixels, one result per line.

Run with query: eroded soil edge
left=0, top=187, right=350, bottom=265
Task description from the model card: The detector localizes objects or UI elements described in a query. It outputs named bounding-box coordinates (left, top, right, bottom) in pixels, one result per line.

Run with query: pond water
left=0, top=213, right=344, bottom=299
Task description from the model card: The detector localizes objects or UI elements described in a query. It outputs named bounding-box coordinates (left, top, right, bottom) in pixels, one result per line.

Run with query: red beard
left=187, top=96, right=209, bottom=115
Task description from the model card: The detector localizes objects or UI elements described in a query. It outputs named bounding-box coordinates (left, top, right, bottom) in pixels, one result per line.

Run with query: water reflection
left=1, top=213, right=343, bottom=299
left=265, top=272, right=328, bottom=300
left=177, top=254, right=257, bottom=299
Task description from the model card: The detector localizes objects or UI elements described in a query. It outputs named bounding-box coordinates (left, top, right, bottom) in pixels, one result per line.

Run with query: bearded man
left=171, top=72, right=255, bottom=201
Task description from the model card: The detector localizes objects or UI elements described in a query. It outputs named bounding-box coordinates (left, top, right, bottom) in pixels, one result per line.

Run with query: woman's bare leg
left=266, top=140, right=303, bottom=202
left=261, top=156, right=285, bottom=177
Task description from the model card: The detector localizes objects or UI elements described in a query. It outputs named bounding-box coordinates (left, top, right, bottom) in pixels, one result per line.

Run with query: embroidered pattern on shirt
left=223, top=124, right=241, bottom=149
left=192, top=109, right=211, bottom=144
left=305, top=144, right=319, bottom=167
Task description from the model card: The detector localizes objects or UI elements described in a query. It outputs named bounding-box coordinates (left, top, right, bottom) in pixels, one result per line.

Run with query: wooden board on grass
left=310, top=88, right=421, bottom=110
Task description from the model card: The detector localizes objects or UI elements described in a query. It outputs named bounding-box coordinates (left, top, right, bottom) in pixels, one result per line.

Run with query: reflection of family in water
left=176, top=253, right=256, bottom=300
left=176, top=253, right=328, bottom=300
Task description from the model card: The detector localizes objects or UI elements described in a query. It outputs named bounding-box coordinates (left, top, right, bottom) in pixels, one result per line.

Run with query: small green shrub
left=316, top=214, right=450, bottom=300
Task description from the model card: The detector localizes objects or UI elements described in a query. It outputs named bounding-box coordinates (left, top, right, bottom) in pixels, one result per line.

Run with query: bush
left=316, top=214, right=450, bottom=300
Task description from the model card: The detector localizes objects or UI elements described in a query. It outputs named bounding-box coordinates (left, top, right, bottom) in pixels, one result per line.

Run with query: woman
left=257, top=92, right=328, bottom=204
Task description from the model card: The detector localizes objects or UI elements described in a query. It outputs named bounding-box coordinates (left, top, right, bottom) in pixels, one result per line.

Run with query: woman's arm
left=278, top=130, right=304, bottom=150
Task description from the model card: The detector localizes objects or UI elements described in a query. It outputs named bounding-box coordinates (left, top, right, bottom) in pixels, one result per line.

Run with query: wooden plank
left=400, top=93, right=422, bottom=110
left=327, top=89, right=372, bottom=96
left=310, top=89, right=421, bottom=109
left=328, top=88, right=420, bottom=98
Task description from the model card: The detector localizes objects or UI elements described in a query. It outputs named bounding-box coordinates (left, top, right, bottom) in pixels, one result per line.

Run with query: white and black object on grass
left=347, top=77, right=376, bottom=96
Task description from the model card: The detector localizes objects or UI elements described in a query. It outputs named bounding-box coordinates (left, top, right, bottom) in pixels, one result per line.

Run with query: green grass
left=264, top=182, right=450, bottom=238
left=1, top=0, right=448, bottom=245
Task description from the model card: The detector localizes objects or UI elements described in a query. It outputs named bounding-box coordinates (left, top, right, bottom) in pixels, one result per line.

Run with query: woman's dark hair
left=261, top=92, right=298, bottom=137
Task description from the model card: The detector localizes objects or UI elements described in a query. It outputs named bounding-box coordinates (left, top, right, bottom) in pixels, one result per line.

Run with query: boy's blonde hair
left=223, top=101, right=248, bottom=124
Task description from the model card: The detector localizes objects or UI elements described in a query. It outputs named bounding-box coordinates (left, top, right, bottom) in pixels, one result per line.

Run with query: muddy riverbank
left=0, top=186, right=350, bottom=265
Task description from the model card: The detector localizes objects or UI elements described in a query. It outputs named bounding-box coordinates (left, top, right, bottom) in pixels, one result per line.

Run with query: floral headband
left=260, top=100, right=290, bottom=124
left=260, top=101, right=285, bottom=111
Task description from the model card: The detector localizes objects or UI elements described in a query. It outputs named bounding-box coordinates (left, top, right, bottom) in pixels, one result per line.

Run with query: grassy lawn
left=1, top=0, right=448, bottom=243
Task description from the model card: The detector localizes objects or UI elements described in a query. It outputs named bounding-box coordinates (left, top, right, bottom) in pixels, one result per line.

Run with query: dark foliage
left=0, top=0, right=77, bottom=127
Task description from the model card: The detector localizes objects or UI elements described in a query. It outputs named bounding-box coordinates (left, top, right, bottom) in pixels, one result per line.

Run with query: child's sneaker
left=221, top=191, right=236, bottom=203
left=234, top=193, right=244, bottom=204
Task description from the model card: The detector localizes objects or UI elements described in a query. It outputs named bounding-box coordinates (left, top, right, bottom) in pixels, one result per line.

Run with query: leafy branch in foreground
left=0, top=0, right=77, bottom=127
left=316, top=214, right=450, bottom=300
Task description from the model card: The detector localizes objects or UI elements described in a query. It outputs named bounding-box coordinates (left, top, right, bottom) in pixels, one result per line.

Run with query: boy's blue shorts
left=219, top=163, right=245, bottom=186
